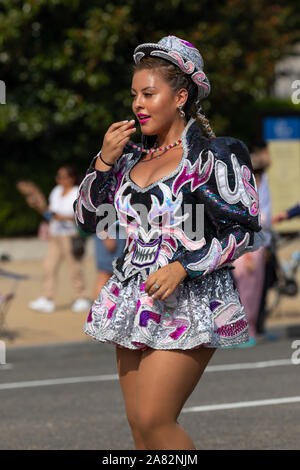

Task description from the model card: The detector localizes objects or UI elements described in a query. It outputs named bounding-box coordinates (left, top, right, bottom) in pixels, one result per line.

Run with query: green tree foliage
left=0, top=0, right=299, bottom=235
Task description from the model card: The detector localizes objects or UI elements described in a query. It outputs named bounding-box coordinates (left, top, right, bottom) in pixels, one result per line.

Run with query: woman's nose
left=133, top=94, right=144, bottom=111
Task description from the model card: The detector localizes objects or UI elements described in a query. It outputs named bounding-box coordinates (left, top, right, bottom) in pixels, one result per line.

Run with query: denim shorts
left=94, top=234, right=126, bottom=273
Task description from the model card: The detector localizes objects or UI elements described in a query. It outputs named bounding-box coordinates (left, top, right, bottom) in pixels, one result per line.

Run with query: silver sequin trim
left=83, top=268, right=249, bottom=350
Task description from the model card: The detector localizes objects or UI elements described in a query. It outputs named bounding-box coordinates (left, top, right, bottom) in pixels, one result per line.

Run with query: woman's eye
left=130, top=93, right=152, bottom=98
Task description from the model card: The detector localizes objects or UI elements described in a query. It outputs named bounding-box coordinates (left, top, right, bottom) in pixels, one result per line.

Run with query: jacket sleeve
left=175, top=136, right=265, bottom=279
left=287, top=202, right=300, bottom=219
left=73, top=144, right=132, bottom=234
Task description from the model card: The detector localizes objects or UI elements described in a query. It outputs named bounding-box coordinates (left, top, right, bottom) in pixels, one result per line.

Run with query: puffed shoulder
left=208, top=136, right=252, bottom=169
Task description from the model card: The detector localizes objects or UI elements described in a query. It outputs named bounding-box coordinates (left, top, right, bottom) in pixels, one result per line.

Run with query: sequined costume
left=74, top=117, right=264, bottom=349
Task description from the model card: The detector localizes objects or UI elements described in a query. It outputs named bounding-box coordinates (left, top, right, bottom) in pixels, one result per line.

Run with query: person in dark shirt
left=272, top=202, right=300, bottom=224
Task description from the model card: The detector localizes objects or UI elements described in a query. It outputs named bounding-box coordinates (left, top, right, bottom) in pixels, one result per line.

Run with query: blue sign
left=263, top=116, right=300, bottom=140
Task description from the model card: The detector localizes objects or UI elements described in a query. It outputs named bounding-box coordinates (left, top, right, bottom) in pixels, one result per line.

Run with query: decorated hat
left=133, top=35, right=211, bottom=101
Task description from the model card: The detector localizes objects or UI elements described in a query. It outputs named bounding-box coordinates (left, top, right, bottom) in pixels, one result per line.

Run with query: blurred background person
left=232, top=139, right=272, bottom=346
left=272, top=202, right=300, bottom=224
left=252, top=141, right=280, bottom=341
left=27, top=165, right=91, bottom=313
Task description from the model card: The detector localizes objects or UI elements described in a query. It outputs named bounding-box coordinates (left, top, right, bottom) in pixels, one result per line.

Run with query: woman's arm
left=73, top=120, right=136, bottom=234
left=52, top=214, right=75, bottom=222
left=272, top=203, right=300, bottom=224
left=286, top=202, right=300, bottom=219
left=73, top=149, right=129, bottom=234
left=175, top=137, right=264, bottom=279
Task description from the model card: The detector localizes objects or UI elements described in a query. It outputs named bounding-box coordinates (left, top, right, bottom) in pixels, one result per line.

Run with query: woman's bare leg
left=135, top=346, right=216, bottom=450
left=115, top=346, right=146, bottom=450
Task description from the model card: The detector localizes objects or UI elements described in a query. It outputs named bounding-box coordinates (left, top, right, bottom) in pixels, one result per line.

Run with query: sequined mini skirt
left=83, top=267, right=249, bottom=350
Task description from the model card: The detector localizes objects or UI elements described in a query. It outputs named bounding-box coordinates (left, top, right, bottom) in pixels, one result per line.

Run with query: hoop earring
left=178, top=105, right=185, bottom=119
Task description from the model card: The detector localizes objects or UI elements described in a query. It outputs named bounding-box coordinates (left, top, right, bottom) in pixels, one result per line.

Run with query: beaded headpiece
left=133, top=35, right=211, bottom=101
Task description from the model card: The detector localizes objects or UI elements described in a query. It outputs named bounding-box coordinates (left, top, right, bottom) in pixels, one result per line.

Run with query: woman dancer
left=74, top=35, right=263, bottom=450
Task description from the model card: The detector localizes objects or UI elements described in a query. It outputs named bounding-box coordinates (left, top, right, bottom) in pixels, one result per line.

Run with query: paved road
left=0, top=334, right=299, bottom=450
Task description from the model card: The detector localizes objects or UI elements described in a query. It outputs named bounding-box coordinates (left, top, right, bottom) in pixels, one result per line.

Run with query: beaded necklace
left=129, top=138, right=182, bottom=161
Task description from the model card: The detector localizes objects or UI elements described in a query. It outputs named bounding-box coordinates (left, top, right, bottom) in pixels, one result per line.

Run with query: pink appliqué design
left=209, top=300, right=242, bottom=328
left=88, top=282, right=120, bottom=328
left=241, top=165, right=259, bottom=216
left=160, top=317, right=190, bottom=344
left=186, top=232, right=250, bottom=275
left=134, top=283, right=162, bottom=343
left=216, top=318, right=248, bottom=337
left=168, top=51, right=195, bottom=74
left=191, top=71, right=210, bottom=90
left=172, top=148, right=214, bottom=196
left=136, top=283, right=190, bottom=346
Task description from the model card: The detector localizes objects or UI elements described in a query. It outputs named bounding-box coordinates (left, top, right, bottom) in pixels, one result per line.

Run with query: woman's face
left=131, top=69, right=181, bottom=135
left=56, top=168, right=75, bottom=188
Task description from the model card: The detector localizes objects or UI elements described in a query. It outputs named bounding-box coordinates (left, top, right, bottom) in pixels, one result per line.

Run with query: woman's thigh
left=116, top=346, right=143, bottom=426
left=136, top=347, right=216, bottom=428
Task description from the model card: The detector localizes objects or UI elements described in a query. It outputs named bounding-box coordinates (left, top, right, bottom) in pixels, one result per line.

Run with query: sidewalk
left=0, top=237, right=96, bottom=347
left=0, top=237, right=299, bottom=348
left=0, top=236, right=95, bottom=261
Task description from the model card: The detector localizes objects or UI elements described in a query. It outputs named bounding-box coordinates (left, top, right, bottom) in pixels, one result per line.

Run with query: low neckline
left=128, top=151, right=185, bottom=191
left=126, top=117, right=195, bottom=192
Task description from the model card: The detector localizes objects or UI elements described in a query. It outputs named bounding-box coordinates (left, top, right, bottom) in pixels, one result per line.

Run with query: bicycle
left=0, top=267, right=30, bottom=338
left=265, top=230, right=300, bottom=318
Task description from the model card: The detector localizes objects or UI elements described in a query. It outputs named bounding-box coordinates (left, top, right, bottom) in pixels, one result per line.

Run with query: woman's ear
left=176, top=88, right=189, bottom=108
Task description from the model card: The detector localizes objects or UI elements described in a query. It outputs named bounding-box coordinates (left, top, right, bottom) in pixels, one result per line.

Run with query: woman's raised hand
left=101, top=120, right=136, bottom=165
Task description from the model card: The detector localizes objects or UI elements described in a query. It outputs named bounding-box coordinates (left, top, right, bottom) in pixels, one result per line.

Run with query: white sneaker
left=28, top=296, right=55, bottom=313
left=71, top=298, right=91, bottom=312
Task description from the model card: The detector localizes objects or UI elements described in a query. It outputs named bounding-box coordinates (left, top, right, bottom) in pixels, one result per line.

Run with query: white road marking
left=0, top=374, right=119, bottom=390
left=206, top=358, right=292, bottom=372
left=0, top=358, right=296, bottom=391
left=182, top=396, right=300, bottom=413
left=0, top=364, right=13, bottom=370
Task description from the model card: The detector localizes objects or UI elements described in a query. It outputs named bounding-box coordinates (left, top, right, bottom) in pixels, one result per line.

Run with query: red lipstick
left=137, top=113, right=151, bottom=124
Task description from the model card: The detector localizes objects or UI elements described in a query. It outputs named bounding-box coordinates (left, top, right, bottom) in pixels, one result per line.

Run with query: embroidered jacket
left=74, top=118, right=264, bottom=282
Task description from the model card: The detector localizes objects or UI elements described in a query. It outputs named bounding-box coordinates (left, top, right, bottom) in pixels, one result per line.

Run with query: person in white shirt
left=29, top=165, right=90, bottom=313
